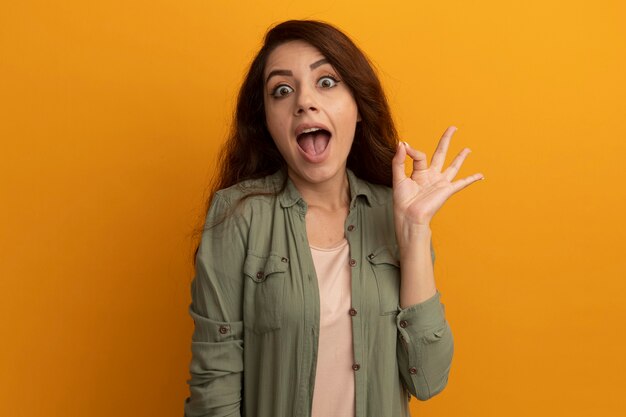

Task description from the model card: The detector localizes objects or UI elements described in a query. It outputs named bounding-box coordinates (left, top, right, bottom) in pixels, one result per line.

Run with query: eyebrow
left=265, top=58, right=330, bottom=84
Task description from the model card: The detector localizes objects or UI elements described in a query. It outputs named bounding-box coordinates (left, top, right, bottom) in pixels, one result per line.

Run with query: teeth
left=301, top=127, right=322, bottom=134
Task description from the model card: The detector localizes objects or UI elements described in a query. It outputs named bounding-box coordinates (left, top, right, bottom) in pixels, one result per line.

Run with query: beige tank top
left=309, top=238, right=355, bottom=417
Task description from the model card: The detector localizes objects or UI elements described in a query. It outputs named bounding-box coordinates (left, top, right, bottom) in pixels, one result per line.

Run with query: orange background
left=1, top=1, right=625, bottom=416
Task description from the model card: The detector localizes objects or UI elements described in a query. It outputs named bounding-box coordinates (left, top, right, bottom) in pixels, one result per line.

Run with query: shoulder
left=366, top=182, right=393, bottom=206
left=206, top=172, right=285, bottom=231
left=214, top=170, right=285, bottom=207
left=348, top=171, right=393, bottom=209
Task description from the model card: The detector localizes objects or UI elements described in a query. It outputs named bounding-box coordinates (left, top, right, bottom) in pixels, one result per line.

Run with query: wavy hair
left=192, top=20, right=399, bottom=263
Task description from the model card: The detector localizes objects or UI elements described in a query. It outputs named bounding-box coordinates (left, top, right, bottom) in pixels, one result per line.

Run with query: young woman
left=185, top=20, right=484, bottom=417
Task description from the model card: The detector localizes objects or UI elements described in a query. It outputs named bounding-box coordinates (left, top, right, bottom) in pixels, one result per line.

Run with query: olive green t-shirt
left=184, top=168, right=453, bottom=417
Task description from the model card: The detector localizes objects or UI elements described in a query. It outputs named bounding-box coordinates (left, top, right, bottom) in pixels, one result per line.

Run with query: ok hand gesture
left=392, top=126, right=484, bottom=236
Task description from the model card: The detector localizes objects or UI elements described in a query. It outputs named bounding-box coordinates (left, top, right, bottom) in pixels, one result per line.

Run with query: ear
left=357, top=111, right=362, bottom=122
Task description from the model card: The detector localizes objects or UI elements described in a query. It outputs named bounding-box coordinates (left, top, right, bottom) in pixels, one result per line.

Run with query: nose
left=294, top=84, right=319, bottom=116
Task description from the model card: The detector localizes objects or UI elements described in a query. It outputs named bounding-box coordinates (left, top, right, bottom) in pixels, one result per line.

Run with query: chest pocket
left=243, top=252, right=289, bottom=333
left=367, top=245, right=401, bottom=316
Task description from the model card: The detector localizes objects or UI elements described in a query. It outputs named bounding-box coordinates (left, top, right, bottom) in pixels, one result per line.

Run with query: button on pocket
left=243, top=253, right=288, bottom=333
left=366, top=245, right=401, bottom=315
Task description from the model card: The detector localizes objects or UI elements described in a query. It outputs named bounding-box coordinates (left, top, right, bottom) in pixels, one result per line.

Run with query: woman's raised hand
left=392, top=126, right=484, bottom=233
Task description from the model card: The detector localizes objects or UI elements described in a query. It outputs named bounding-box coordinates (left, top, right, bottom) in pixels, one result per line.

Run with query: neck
left=287, top=168, right=350, bottom=211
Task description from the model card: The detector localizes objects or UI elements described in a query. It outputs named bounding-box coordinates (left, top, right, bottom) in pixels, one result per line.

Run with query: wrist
left=397, top=223, right=431, bottom=253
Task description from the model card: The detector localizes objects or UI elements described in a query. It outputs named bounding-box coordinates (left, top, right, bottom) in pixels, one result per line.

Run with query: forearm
left=395, top=291, right=453, bottom=400
left=395, top=227, right=453, bottom=400
left=398, top=224, right=436, bottom=308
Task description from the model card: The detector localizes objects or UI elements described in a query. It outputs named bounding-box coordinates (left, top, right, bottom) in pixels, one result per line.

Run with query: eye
left=271, top=84, right=294, bottom=98
left=317, top=75, right=340, bottom=89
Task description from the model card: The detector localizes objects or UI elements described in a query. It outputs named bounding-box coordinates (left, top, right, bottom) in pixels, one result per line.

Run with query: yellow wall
left=1, top=1, right=625, bottom=416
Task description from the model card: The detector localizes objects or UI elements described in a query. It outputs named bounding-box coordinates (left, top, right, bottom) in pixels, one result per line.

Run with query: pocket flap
left=243, top=253, right=289, bottom=282
left=366, top=245, right=400, bottom=267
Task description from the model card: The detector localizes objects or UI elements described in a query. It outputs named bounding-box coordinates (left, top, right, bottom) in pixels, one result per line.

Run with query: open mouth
left=296, top=127, right=332, bottom=156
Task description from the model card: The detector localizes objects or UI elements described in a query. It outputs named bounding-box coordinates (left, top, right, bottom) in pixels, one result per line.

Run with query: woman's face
left=263, top=40, right=360, bottom=188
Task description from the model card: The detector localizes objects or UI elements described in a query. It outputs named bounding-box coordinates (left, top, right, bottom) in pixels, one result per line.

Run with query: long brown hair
left=192, top=20, right=399, bottom=262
